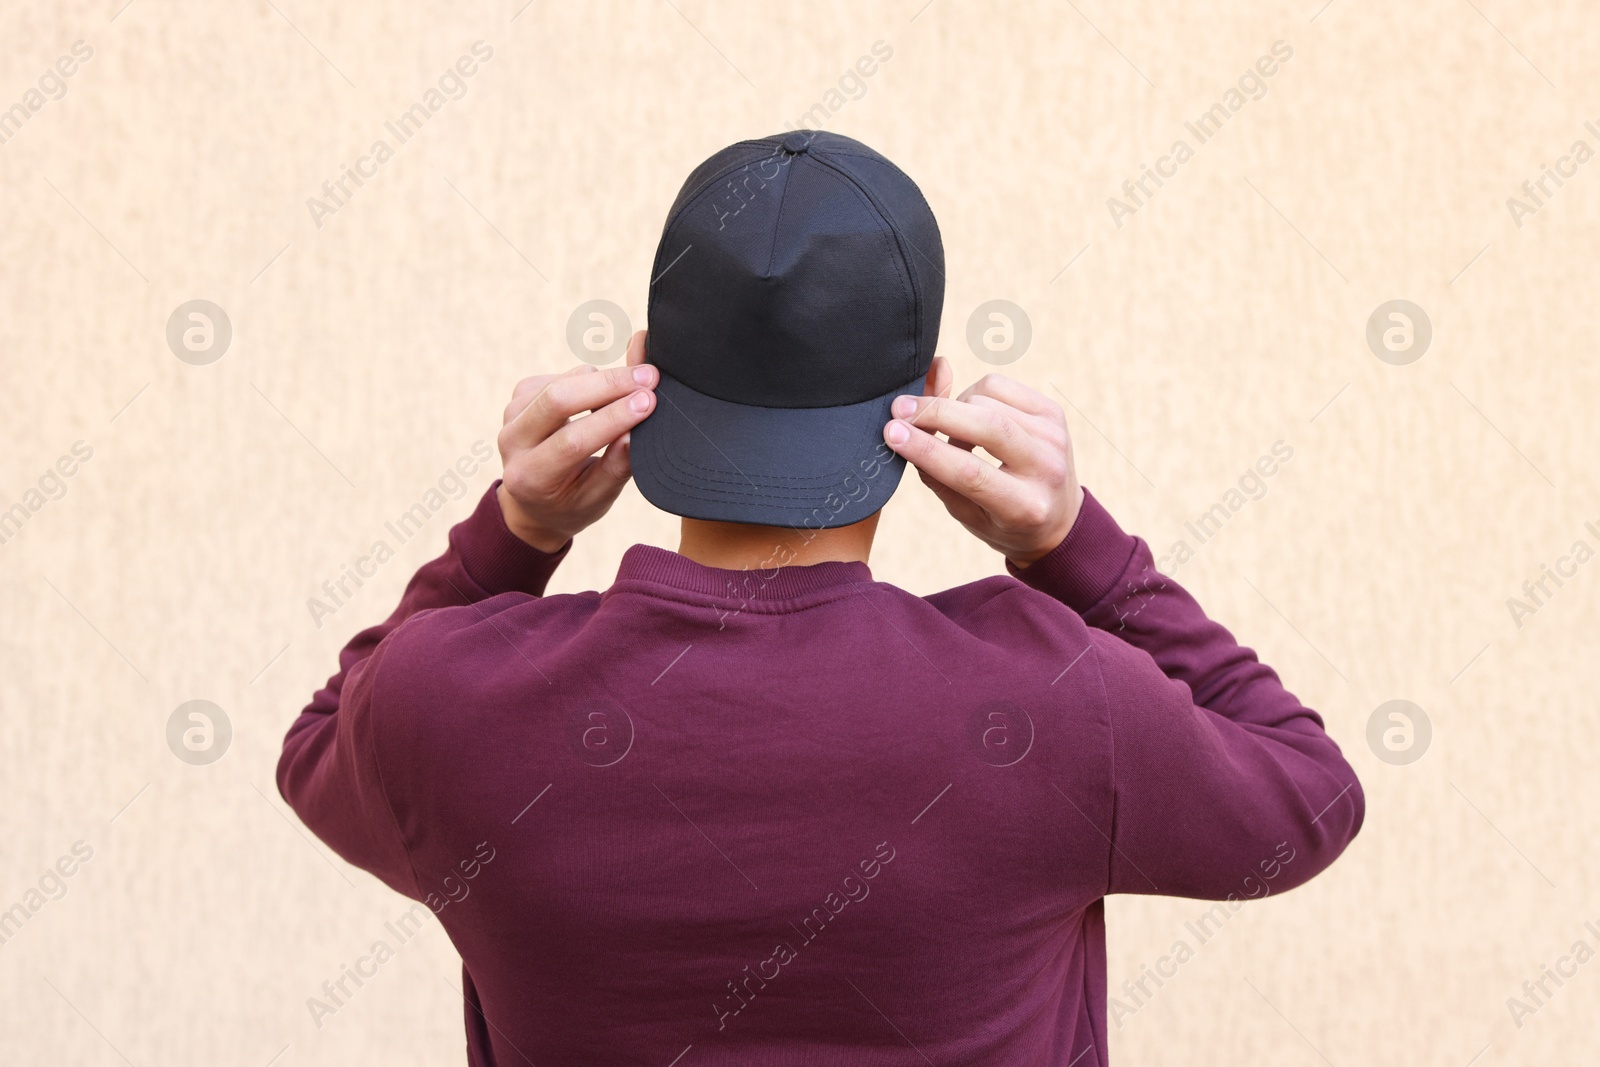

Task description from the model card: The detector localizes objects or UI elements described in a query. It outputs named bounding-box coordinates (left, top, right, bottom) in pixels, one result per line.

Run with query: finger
left=914, top=464, right=990, bottom=526
left=504, top=372, right=566, bottom=424
left=573, top=431, right=633, bottom=502
left=507, top=365, right=591, bottom=421
left=532, top=389, right=656, bottom=479
left=506, top=362, right=659, bottom=449
left=624, top=330, right=649, bottom=368
left=928, top=388, right=1063, bottom=455
left=882, top=417, right=1028, bottom=512
left=888, top=394, right=1037, bottom=471
left=958, top=372, right=1061, bottom=419
left=512, top=373, right=557, bottom=399
left=515, top=368, right=578, bottom=397
left=964, top=393, right=1067, bottom=449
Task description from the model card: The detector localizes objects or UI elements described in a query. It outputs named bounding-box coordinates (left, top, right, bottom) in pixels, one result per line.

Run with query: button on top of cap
left=781, top=131, right=813, bottom=154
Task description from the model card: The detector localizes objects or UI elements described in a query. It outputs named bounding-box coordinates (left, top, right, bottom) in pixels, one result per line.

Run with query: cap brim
left=630, top=370, right=927, bottom=529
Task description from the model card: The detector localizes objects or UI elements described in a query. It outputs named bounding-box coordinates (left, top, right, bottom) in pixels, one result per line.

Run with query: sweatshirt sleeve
left=275, top=482, right=570, bottom=898
left=1008, top=488, right=1364, bottom=900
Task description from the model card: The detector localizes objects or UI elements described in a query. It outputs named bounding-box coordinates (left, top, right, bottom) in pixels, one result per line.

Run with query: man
left=280, top=131, right=1362, bottom=1065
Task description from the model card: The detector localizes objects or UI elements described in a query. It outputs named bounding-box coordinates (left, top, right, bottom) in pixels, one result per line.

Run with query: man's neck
left=677, top=514, right=878, bottom=570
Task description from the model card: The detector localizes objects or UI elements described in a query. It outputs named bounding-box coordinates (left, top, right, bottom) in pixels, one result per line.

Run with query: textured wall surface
left=2, top=1, right=1597, bottom=1063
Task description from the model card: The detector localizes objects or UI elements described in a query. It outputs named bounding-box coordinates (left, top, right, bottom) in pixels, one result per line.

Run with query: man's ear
left=923, top=355, right=953, bottom=398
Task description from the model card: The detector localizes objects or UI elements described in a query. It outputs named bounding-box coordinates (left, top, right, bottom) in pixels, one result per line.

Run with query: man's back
left=279, top=485, right=1362, bottom=1066
left=282, top=130, right=1361, bottom=1065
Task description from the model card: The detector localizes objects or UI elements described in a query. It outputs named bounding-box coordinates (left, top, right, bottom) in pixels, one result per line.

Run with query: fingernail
left=629, top=391, right=651, bottom=413
left=632, top=365, right=655, bottom=386
left=886, top=420, right=909, bottom=445
left=891, top=395, right=917, bottom=418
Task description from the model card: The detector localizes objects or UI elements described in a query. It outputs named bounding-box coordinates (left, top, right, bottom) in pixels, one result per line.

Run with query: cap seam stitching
left=805, top=156, right=919, bottom=379
left=636, top=447, right=902, bottom=513
left=763, top=150, right=799, bottom=277
left=649, top=144, right=792, bottom=304
left=650, top=442, right=869, bottom=486
left=639, top=437, right=885, bottom=500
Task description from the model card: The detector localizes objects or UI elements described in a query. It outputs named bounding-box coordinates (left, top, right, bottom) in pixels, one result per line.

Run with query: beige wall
left=3, top=0, right=1598, bottom=1062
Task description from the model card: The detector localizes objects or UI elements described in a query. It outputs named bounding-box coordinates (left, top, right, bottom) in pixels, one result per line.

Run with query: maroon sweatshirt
left=279, top=482, right=1363, bottom=1066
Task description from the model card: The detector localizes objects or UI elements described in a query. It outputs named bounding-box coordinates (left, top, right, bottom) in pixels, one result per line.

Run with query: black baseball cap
left=631, top=130, right=944, bottom=530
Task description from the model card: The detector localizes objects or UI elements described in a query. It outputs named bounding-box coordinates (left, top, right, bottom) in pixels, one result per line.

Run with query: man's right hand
left=882, top=373, right=1084, bottom=568
left=496, top=330, right=656, bottom=552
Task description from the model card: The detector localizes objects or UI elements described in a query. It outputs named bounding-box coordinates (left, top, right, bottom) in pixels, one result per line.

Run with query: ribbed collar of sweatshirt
left=604, top=543, right=874, bottom=606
